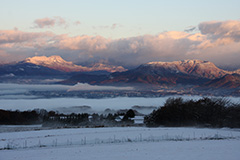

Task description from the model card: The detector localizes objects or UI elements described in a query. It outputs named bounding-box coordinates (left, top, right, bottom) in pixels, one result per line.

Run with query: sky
left=0, top=0, right=240, bottom=68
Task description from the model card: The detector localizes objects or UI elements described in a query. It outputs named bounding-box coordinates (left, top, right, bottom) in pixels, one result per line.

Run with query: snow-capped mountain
left=141, top=60, right=230, bottom=79
left=24, top=55, right=89, bottom=72
left=23, top=55, right=126, bottom=73
left=233, top=69, right=240, bottom=75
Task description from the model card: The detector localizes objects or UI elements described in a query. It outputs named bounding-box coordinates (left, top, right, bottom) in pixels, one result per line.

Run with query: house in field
left=115, top=115, right=144, bottom=125
left=132, top=116, right=144, bottom=125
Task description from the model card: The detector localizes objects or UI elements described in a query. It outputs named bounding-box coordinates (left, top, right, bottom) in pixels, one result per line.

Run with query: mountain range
left=0, top=56, right=240, bottom=90
left=23, top=55, right=127, bottom=73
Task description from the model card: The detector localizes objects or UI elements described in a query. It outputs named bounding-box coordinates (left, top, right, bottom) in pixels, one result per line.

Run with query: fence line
left=1, top=132, right=237, bottom=151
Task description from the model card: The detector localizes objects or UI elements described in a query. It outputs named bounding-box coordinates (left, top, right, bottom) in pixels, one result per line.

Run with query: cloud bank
left=1, top=20, right=240, bottom=67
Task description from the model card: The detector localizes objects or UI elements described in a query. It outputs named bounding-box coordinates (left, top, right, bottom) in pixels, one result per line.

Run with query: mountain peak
left=24, top=55, right=82, bottom=72
left=47, top=55, right=65, bottom=61
left=24, top=55, right=67, bottom=64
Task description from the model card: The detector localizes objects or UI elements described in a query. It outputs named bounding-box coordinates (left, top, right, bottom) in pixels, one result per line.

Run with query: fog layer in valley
left=0, top=83, right=239, bottom=114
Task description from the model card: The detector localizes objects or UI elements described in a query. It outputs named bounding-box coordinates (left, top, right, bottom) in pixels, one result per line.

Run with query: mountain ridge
left=142, top=60, right=230, bottom=79
left=1, top=57, right=240, bottom=90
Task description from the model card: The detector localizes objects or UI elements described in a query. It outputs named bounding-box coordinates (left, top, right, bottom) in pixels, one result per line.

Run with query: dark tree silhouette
left=144, top=97, right=240, bottom=128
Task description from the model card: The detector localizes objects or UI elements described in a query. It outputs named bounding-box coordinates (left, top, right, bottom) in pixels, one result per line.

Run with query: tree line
left=144, top=97, right=240, bottom=128
left=0, top=109, right=136, bottom=127
left=0, top=110, right=40, bottom=125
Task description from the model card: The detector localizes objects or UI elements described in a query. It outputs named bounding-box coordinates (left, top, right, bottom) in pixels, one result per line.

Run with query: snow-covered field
left=0, top=127, right=240, bottom=160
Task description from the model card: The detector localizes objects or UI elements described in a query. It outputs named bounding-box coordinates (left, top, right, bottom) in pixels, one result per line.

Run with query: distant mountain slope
left=233, top=69, right=240, bottom=75
left=102, top=66, right=205, bottom=86
left=0, top=62, right=64, bottom=76
left=60, top=73, right=109, bottom=85
left=202, top=74, right=240, bottom=88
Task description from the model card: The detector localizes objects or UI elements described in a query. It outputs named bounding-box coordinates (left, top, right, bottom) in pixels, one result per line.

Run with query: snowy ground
left=0, top=127, right=240, bottom=160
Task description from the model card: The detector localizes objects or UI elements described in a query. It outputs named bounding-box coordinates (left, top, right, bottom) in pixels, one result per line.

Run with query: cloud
left=33, top=17, right=68, bottom=28
left=199, top=20, right=240, bottom=41
left=0, top=30, right=54, bottom=44
left=55, top=35, right=110, bottom=51
left=0, top=29, right=56, bottom=62
left=1, top=20, right=240, bottom=67
left=0, top=50, right=10, bottom=63
left=111, top=23, right=122, bottom=30
left=93, top=23, right=122, bottom=30
left=74, top=21, right=81, bottom=25
left=184, top=26, right=197, bottom=33
left=34, top=17, right=55, bottom=28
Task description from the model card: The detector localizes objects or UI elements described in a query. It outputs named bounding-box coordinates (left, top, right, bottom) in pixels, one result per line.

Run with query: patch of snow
left=0, top=73, right=15, bottom=78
